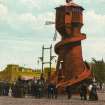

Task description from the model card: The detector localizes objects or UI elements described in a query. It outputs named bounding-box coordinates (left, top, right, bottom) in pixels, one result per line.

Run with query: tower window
left=66, top=12, right=70, bottom=15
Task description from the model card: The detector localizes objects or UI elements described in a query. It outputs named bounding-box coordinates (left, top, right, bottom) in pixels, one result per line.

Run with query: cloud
left=82, top=38, right=105, bottom=61
left=8, top=11, right=55, bottom=34
left=0, top=0, right=105, bottom=70
left=0, top=3, right=8, bottom=21
left=20, top=0, right=41, bottom=10
left=83, top=10, right=105, bottom=37
left=76, top=0, right=105, bottom=4
left=19, top=0, right=65, bottom=13
left=80, top=10, right=105, bottom=60
left=76, top=0, right=105, bottom=14
left=49, top=0, right=64, bottom=4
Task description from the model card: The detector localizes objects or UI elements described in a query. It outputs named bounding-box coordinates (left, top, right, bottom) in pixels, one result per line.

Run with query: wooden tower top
left=55, top=0, right=84, bottom=37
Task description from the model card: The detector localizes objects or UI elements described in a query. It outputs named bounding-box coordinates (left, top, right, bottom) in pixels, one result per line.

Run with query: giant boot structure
left=54, top=1, right=91, bottom=89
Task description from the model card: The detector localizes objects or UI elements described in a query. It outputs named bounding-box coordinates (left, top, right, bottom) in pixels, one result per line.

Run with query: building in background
left=0, top=64, right=56, bottom=83
left=0, top=64, right=41, bottom=83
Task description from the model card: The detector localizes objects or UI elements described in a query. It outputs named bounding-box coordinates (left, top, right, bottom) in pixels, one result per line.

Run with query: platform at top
left=55, top=2, right=84, bottom=10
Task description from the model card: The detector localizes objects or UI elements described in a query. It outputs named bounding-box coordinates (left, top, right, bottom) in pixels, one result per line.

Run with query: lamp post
left=58, top=60, right=65, bottom=80
left=59, top=60, right=64, bottom=70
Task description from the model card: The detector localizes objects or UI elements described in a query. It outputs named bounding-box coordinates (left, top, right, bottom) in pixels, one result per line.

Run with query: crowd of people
left=79, top=83, right=98, bottom=101
left=0, top=81, right=10, bottom=96
left=0, top=78, right=101, bottom=101
left=0, top=78, right=58, bottom=99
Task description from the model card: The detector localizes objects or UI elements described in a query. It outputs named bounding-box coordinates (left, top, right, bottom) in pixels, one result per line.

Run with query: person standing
left=47, top=83, right=55, bottom=99
left=79, top=83, right=87, bottom=100
left=90, top=84, right=98, bottom=101
left=65, top=86, right=72, bottom=99
left=79, top=84, right=84, bottom=100
left=54, top=85, right=58, bottom=99
left=88, top=84, right=93, bottom=100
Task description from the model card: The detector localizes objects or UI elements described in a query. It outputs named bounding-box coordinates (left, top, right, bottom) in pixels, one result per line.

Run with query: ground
left=0, top=92, right=105, bottom=105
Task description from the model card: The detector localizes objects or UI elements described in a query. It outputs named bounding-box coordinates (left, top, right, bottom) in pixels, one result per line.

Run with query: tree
left=91, top=58, right=105, bottom=83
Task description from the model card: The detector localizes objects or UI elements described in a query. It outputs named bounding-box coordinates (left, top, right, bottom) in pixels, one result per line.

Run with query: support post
left=39, top=44, right=56, bottom=82
left=42, top=45, right=44, bottom=73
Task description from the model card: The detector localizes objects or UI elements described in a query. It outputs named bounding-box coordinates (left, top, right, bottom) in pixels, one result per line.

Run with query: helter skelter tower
left=55, top=0, right=91, bottom=87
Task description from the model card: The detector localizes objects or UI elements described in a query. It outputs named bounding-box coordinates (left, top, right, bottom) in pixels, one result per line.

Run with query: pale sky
left=0, top=0, right=105, bottom=70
